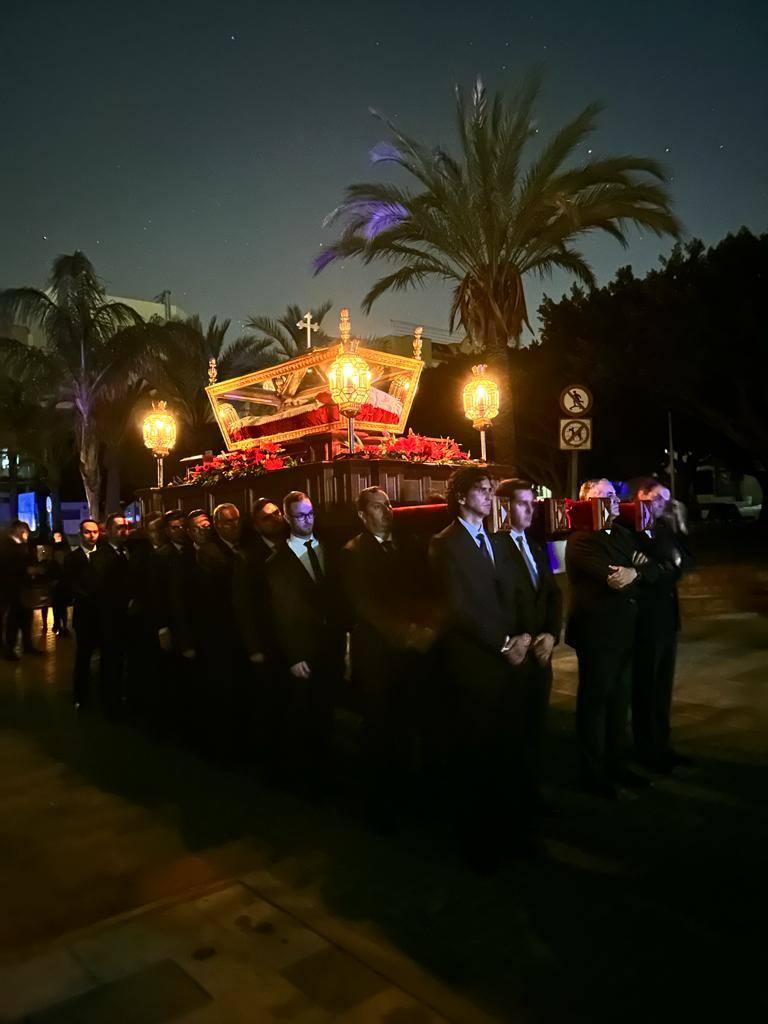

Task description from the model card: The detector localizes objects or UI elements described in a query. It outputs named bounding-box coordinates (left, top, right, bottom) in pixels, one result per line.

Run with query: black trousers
left=100, top=613, right=128, bottom=712
left=4, top=602, right=33, bottom=654
left=632, top=627, right=678, bottom=760
left=73, top=616, right=100, bottom=704
left=519, top=655, right=553, bottom=806
left=575, top=644, right=633, bottom=784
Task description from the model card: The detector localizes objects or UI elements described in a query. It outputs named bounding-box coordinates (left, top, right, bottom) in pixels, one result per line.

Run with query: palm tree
left=244, top=300, right=334, bottom=363
left=315, top=74, right=681, bottom=461
left=0, top=252, right=152, bottom=518
left=145, top=315, right=262, bottom=452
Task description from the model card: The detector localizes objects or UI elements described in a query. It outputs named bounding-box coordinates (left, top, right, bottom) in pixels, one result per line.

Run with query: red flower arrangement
left=361, top=431, right=469, bottom=464
left=185, top=442, right=296, bottom=486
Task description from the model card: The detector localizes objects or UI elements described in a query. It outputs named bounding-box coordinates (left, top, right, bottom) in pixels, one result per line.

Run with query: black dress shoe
left=613, top=768, right=652, bottom=789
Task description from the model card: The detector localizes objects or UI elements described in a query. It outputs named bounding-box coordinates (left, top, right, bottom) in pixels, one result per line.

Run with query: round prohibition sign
left=561, top=419, right=591, bottom=448
left=559, top=384, right=593, bottom=416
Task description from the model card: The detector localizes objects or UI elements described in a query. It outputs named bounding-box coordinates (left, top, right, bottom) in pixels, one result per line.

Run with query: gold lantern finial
left=412, top=326, right=423, bottom=360
left=208, top=357, right=217, bottom=385
left=462, top=365, right=500, bottom=462
left=142, top=401, right=177, bottom=487
left=328, top=313, right=372, bottom=455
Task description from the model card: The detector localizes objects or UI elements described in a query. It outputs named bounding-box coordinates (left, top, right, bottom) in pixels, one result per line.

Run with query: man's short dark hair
left=356, top=486, right=388, bottom=512
left=104, top=512, right=125, bottom=529
left=144, top=512, right=163, bottom=526
left=79, top=519, right=99, bottom=533
left=495, top=478, right=534, bottom=500
left=628, top=475, right=668, bottom=499
left=283, top=490, right=310, bottom=516
left=10, top=519, right=29, bottom=532
left=252, top=496, right=274, bottom=515
left=446, top=466, right=493, bottom=517
left=163, top=509, right=186, bottom=526
left=185, top=508, right=209, bottom=524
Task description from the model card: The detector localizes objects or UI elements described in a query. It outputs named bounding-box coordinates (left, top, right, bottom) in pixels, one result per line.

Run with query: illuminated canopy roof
left=206, top=339, right=424, bottom=450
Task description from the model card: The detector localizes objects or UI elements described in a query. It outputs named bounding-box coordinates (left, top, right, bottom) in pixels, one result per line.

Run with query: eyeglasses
left=290, top=512, right=314, bottom=521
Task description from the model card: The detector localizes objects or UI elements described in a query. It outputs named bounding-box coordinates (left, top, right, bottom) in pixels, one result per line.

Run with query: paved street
left=1, top=542, right=767, bottom=1023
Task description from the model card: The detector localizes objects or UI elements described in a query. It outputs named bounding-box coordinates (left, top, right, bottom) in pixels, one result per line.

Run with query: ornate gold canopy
left=206, top=321, right=424, bottom=451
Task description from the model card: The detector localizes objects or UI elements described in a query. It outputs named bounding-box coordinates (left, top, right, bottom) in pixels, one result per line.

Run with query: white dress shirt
left=288, top=533, right=324, bottom=580
left=457, top=515, right=494, bottom=564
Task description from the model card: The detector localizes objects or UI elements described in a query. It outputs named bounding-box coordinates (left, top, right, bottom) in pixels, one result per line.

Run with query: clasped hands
left=607, top=564, right=637, bottom=590
left=501, top=632, right=555, bottom=666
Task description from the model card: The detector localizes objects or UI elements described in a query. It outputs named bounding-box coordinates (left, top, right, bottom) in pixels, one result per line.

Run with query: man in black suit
left=631, top=479, right=694, bottom=773
left=566, top=478, right=660, bottom=798
left=494, top=479, right=563, bottom=813
left=1, top=519, right=43, bottom=660
left=429, top=467, right=534, bottom=865
left=266, top=490, right=345, bottom=790
left=232, top=498, right=288, bottom=763
left=340, top=487, right=436, bottom=825
left=92, top=512, right=133, bottom=713
left=63, top=519, right=101, bottom=708
left=233, top=498, right=287, bottom=664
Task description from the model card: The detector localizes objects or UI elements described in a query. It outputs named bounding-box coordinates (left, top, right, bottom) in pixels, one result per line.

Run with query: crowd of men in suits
left=1, top=466, right=692, bottom=869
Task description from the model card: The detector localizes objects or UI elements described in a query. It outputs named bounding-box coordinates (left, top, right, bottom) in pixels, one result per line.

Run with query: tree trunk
left=104, top=444, right=122, bottom=516
left=487, top=349, right=516, bottom=469
left=8, top=449, right=19, bottom=519
left=78, top=423, right=102, bottom=521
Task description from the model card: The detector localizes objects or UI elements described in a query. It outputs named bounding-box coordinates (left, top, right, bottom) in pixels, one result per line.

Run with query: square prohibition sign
left=559, top=417, right=592, bottom=450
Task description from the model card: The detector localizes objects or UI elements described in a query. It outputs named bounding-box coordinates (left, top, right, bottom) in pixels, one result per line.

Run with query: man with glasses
left=266, top=491, right=345, bottom=791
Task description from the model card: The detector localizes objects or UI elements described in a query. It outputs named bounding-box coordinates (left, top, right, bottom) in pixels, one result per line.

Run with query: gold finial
left=208, top=357, right=217, bottom=385
left=413, top=326, right=423, bottom=360
left=339, top=307, right=351, bottom=348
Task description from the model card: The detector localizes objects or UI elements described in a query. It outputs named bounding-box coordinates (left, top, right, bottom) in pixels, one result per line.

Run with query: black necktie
left=304, top=539, right=324, bottom=581
left=477, top=532, right=492, bottom=562
left=516, top=536, right=539, bottom=588
left=380, top=539, right=395, bottom=554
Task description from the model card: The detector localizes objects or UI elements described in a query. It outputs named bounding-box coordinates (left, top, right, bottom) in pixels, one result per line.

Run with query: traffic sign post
left=559, top=385, right=594, bottom=499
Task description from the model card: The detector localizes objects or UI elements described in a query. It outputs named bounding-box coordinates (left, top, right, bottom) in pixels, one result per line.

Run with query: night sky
left=2, top=0, right=766, bottom=339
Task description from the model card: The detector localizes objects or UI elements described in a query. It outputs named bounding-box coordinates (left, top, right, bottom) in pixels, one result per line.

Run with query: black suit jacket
left=497, top=532, right=563, bottom=641
left=62, top=547, right=99, bottom=630
left=232, top=534, right=282, bottom=659
left=633, top=520, right=694, bottom=636
left=429, top=520, right=524, bottom=694
left=156, top=541, right=196, bottom=651
left=91, top=543, right=132, bottom=619
left=565, top=523, right=660, bottom=651
left=266, top=540, right=345, bottom=670
left=340, top=530, right=435, bottom=689
left=0, top=537, right=34, bottom=602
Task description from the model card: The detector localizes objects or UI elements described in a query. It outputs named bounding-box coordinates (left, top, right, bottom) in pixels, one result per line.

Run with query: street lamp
left=462, top=364, right=500, bottom=461
left=327, top=308, right=372, bottom=455
left=142, top=401, right=177, bottom=487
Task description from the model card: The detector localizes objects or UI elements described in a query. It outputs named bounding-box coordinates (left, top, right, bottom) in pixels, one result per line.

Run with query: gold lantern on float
left=142, top=400, right=177, bottom=487
left=462, top=364, right=500, bottom=461
left=327, top=308, right=372, bottom=454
